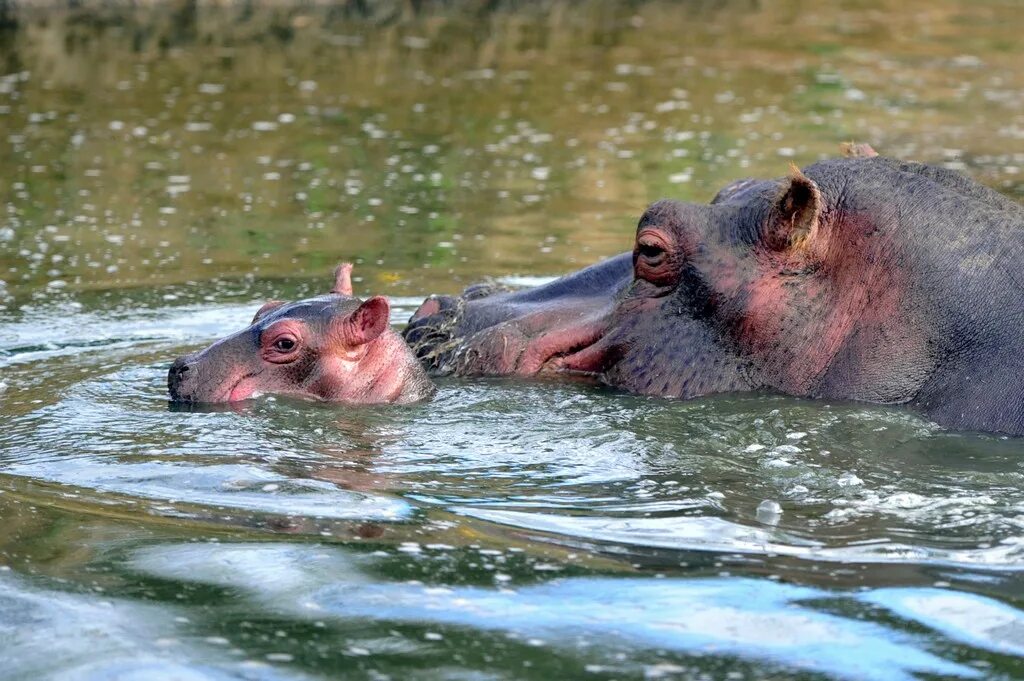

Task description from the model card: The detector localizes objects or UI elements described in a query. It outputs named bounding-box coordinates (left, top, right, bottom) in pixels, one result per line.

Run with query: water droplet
left=756, top=499, right=783, bottom=525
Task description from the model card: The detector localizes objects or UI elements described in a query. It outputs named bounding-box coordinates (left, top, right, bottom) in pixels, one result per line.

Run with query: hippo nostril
left=170, top=358, right=190, bottom=378
left=404, top=295, right=468, bottom=374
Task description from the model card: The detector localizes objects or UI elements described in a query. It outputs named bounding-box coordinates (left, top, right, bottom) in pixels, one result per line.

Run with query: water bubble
left=757, top=500, right=783, bottom=525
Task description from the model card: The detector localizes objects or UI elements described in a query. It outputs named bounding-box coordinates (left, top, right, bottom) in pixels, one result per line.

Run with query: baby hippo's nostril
left=171, top=358, right=190, bottom=377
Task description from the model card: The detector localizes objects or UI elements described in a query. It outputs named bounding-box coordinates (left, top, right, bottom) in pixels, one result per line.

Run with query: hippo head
left=169, top=264, right=435, bottom=405
left=403, top=200, right=760, bottom=399
left=405, top=147, right=1024, bottom=432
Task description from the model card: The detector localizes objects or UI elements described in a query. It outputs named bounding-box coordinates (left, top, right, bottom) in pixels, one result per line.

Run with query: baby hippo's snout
left=167, top=356, right=194, bottom=402
left=167, top=263, right=434, bottom=405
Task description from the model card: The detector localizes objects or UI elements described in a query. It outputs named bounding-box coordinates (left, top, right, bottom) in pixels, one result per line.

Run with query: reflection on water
left=2, top=1, right=1024, bottom=679
left=0, top=569, right=310, bottom=680
left=128, top=542, right=988, bottom=681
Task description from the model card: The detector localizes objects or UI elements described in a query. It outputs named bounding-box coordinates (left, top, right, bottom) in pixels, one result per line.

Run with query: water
left=2, top=1, right=1024, bottom=679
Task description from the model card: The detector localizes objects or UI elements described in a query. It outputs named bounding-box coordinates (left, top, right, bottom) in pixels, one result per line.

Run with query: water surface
left=2, top=2, right=1024, bottom=679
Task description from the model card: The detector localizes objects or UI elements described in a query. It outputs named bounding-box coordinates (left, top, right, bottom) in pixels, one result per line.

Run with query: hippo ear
left=331, top=263, right=354, bottom=296
left=251, top=300, right=286, bottom=324
left=840, top=141, right=879, bottom=158
left=345, top=296, right=391, bottom=346
left=768, top=167, right=822, bottom=250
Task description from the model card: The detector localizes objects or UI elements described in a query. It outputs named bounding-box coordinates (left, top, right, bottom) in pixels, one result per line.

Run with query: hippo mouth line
left=222, top=369, right=263, bottom=403
left=167, top=367, right=263, bottom=404
left=540, top=336, right=613, bottom=376
left=520, top=319, right=614, bottom=377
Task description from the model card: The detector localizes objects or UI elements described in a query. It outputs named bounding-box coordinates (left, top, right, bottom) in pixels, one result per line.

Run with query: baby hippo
left=167, top=264, right=435, bottom=404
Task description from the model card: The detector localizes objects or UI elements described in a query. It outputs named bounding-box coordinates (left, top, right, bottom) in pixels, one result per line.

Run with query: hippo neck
left=912, top=345, right=1024, bottom=435
left=357, top=333, right=436, bottom=404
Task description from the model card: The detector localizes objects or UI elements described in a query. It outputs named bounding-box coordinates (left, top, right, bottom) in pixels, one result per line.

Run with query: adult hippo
left=405, top=149, right=1024, bottom=435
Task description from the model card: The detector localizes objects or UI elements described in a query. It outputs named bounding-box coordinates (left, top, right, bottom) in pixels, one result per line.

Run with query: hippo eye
left=634, top=229, right=678, bottom=287
left=274, top=337, right=297, bottom=352
left=638, top=241, right=666, bottom=264
left=261, top=322, right=306, bottom=364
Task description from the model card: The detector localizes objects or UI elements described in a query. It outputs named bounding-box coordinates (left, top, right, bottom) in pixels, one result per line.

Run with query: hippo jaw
left=168, top=350, right=250, bottom=404
left=404, top=287, right=754, bottom=399
left=447, top=306, right=615, bottom=378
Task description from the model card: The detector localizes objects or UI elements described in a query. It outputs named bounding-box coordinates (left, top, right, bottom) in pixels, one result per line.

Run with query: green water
left=2, top=2, right=1024, bottom=679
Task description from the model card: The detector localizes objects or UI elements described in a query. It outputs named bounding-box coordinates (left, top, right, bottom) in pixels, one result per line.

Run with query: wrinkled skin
left=404, top=253, right=634, bottom=376
left=169, top=265, right=435, bottom=405
left=406, top=153, right=1024, bottom=435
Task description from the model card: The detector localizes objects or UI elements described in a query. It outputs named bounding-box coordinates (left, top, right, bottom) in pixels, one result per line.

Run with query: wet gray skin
left=3, top=2, right=1024, bottom=680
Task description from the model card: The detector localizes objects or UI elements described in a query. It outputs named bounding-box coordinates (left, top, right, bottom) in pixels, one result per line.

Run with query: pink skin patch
left=526, top=318, right=611, bottom=374
left=736, top=211, right=919, bottom=395
left=548, top=330, right=617, bottom=375
left=228, top=373, right=263, bottom=402
left=313, top=333, right=422, bottom=404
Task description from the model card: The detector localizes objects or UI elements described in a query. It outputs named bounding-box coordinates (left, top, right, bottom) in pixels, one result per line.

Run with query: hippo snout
left=403, top=294, right=467, bottom=374
left=167, top=355, right=195, bottom=402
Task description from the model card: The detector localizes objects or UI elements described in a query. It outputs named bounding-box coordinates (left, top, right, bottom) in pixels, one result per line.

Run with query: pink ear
left=332, top=263, right=354, bottom=296
left=251, top=300, right=286, bottom=324
left=347, top=296, right=391, bottom=345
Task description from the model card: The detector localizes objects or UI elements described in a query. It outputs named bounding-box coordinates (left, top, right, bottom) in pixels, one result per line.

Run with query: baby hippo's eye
left=262, top=331, right=303, bottom=364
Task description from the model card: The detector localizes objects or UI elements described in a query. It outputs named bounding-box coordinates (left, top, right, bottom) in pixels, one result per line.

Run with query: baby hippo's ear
left=331, top=262, right=354, bottom=296
left=252, top=300, right=286, bottom=324
left=345, top=296, right=391, bottom=346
